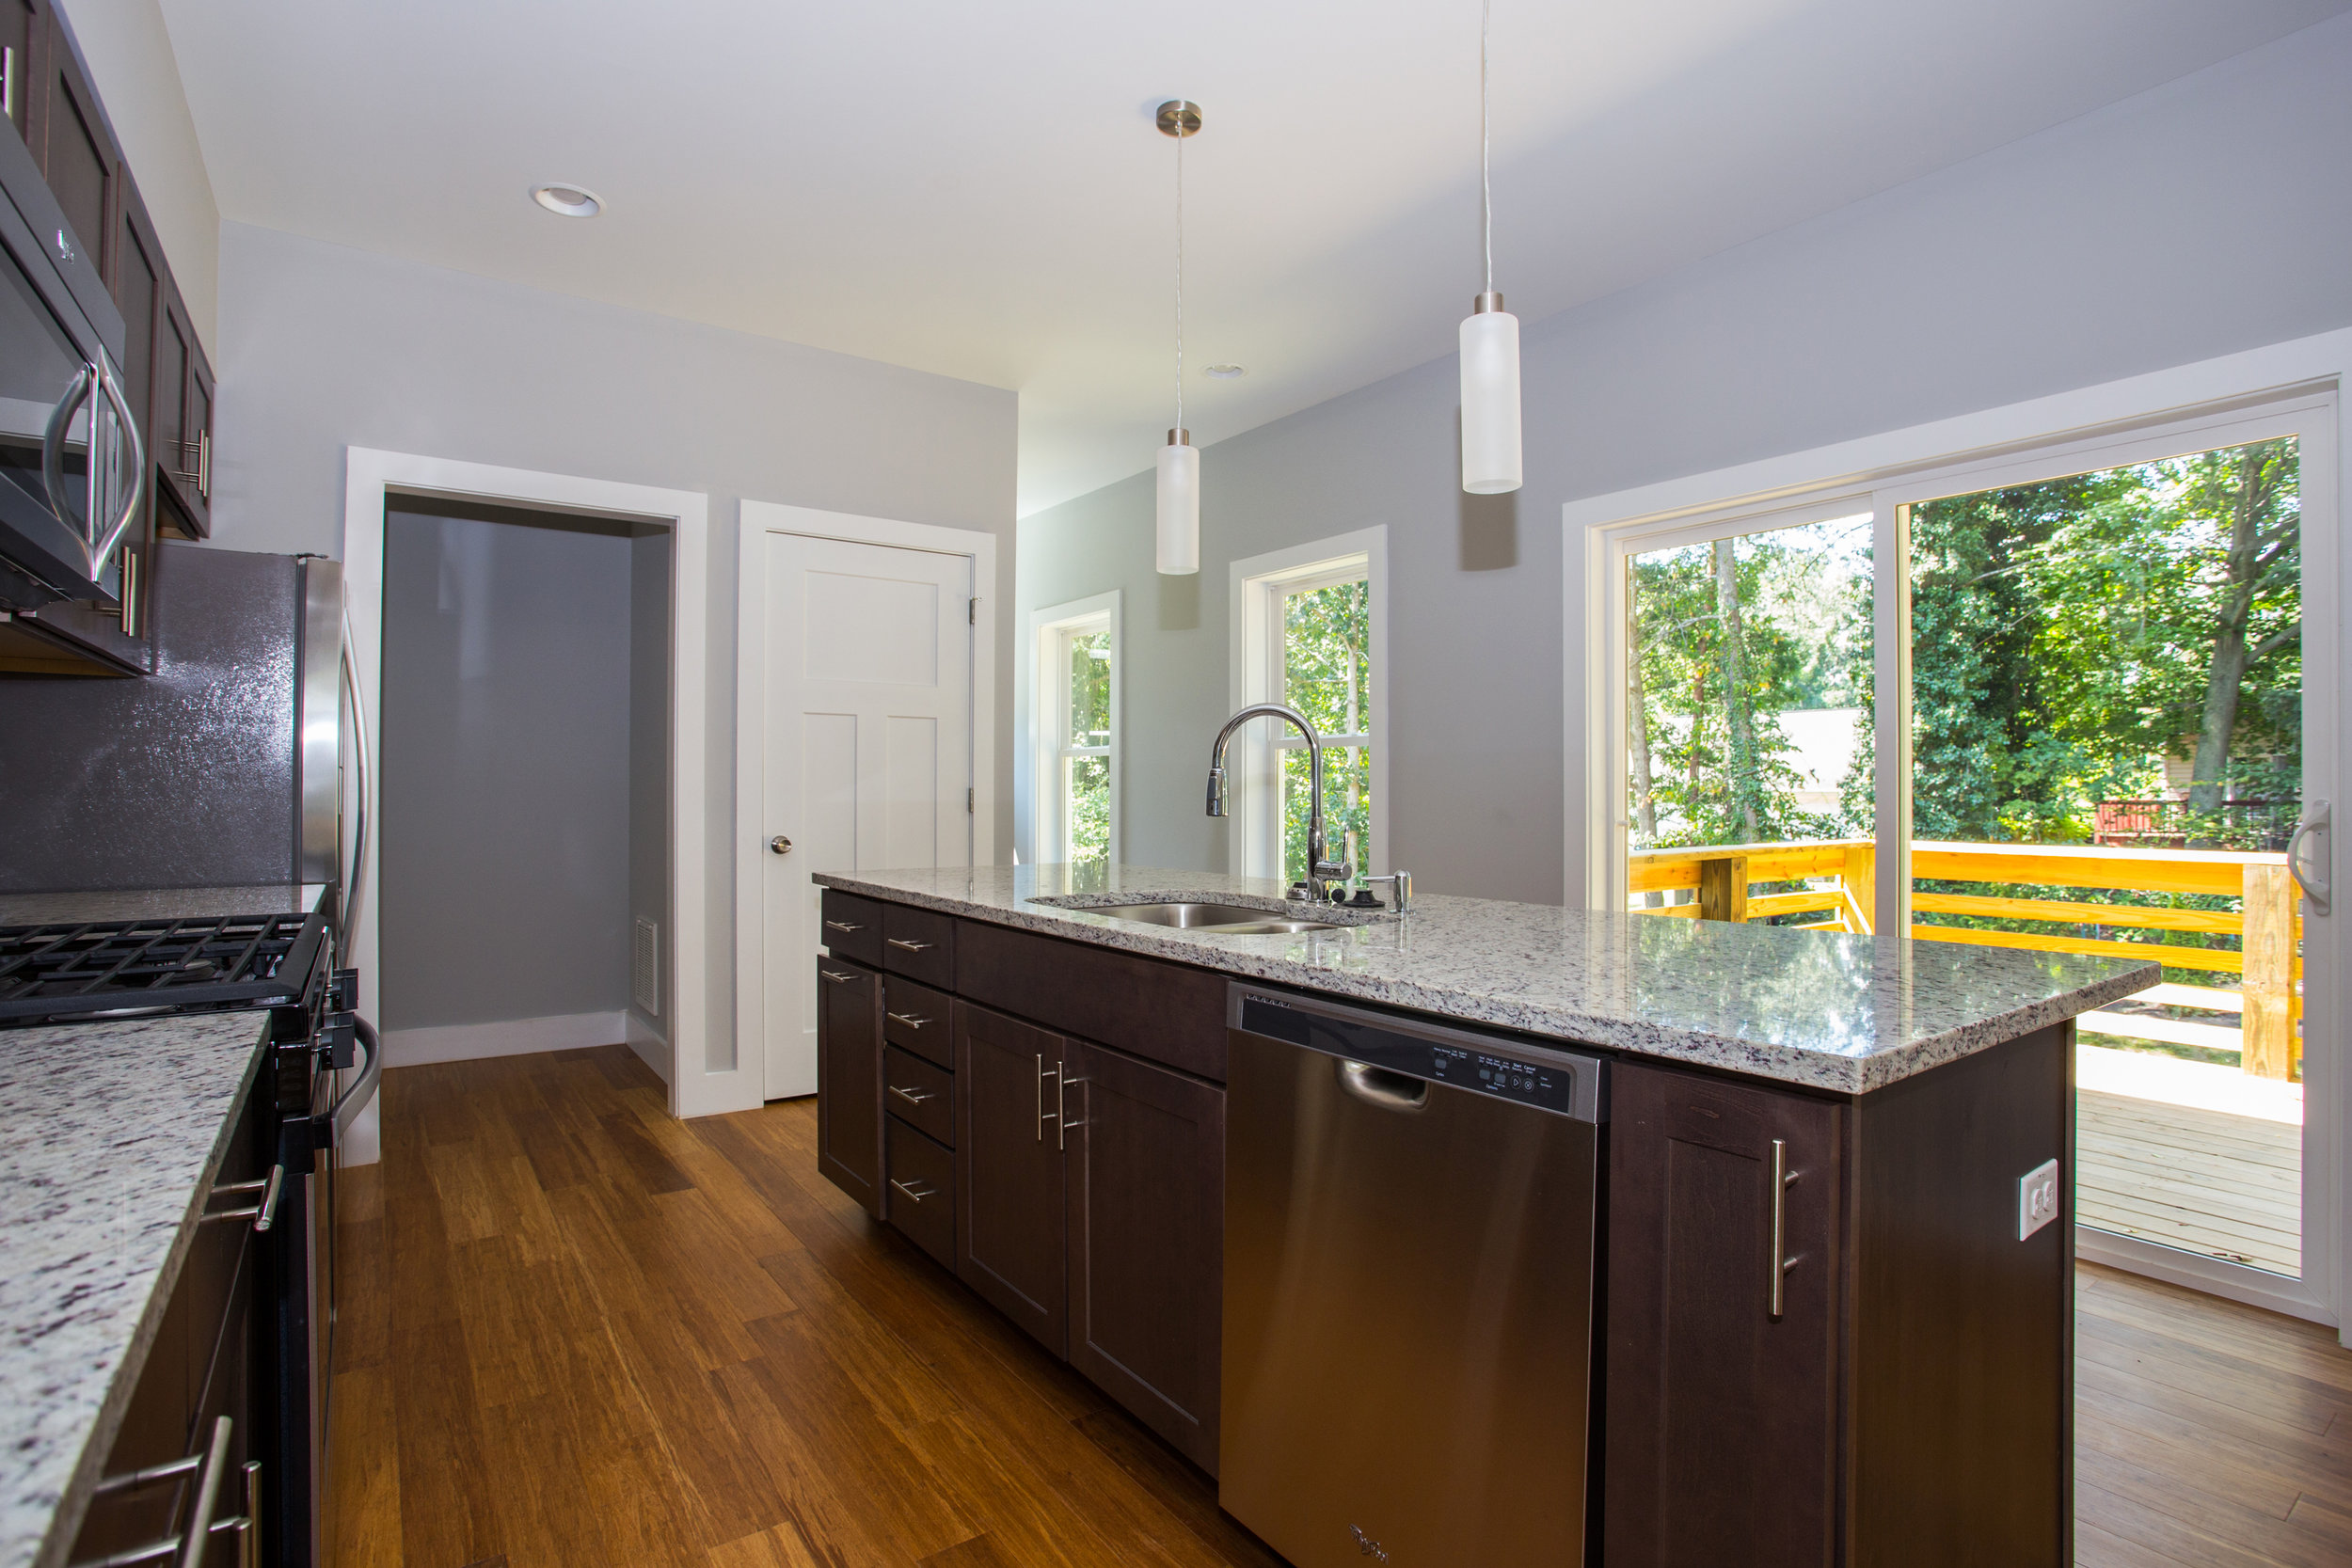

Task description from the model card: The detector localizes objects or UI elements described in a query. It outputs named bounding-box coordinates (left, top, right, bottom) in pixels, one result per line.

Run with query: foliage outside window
left=1045, top=619, right=1112, bottom=864
left=1278, top=576, right=1371, bottom=884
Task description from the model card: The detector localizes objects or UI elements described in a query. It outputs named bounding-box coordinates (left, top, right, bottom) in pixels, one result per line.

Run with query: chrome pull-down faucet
left=1207, top=703, right=1353, bottom=899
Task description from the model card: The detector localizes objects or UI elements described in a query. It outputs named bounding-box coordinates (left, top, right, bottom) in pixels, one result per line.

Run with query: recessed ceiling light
left=1204, top=364, right=1246, bottom=379
left=531, top=183, right=602, bottom=218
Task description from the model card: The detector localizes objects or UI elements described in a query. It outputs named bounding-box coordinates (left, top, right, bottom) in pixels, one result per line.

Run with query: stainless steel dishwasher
left=1220, top=985, right=1605, bottom=1568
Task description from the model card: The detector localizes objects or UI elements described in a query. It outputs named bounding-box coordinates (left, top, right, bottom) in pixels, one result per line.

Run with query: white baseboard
left=626, top=1010, right=671, bottom=1083
left=381, top=1010, right=627, bottom=1068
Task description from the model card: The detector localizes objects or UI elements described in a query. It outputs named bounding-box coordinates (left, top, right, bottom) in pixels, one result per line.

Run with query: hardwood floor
left=330, top=1046, right=2352, bottom=1568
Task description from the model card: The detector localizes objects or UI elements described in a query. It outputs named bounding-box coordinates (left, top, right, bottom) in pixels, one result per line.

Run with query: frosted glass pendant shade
left=1156, top=432, right=1200, bottom=576
left=1460, top=301, right=1522, bottom=494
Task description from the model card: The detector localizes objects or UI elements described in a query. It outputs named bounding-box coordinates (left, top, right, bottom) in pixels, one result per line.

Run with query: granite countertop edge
left=9, top=1014, right=273, bottom=1568
left=814, top=871, right=2160, bottom=1094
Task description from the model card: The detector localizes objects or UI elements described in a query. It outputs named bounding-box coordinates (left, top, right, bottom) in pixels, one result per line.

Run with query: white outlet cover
left=2019, top=1157, right=2061, bottom=1240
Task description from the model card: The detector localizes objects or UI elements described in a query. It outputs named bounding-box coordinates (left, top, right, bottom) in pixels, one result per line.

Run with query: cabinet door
left=1064, top=1038, right=1224, bottom=1473
left=1604, top=1063, right=1841, bottom=1568
left=0, top=0, right=40, bottom=144
left=152, top=281, right=207, bottom=535
left=34, top=9, right=110, bottom=278
left=816, top=957, right=883, bottom=1218
left=954, top=1002, right=1066, bottom=1355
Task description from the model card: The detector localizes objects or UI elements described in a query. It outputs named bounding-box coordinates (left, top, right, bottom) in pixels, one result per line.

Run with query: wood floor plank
left=339, top=1059, right=2352, bottom=1568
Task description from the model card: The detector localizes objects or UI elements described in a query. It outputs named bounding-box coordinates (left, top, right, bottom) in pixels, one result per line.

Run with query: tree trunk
left=1716, top=538, right=1759, bottom=840
left=2188, top=448, right=2281, bottom=822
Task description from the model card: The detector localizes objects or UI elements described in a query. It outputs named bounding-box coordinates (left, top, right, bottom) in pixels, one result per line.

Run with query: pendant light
left=1154, top=99, right=1201, bottom=575
left=1460, top=0, right=1521, bottom=495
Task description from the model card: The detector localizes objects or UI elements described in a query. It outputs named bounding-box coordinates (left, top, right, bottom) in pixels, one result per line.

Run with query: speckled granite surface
left=817, top=864, right=2159, bottom=1093
left=0, top=884, right=326, bottom=927
left=0, top=1013, right=271, bottom=1568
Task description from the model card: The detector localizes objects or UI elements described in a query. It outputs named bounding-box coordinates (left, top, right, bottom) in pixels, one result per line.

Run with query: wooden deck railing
left=1628, top=837, right=2303, bottom=1079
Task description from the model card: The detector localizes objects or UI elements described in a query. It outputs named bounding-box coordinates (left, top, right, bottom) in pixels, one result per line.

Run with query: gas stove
left=0, top=910, right=327, bottom=1026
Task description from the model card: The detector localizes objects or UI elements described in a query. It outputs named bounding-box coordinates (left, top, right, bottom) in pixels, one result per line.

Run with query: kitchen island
left=812, top=863, right=2158, bottom=1568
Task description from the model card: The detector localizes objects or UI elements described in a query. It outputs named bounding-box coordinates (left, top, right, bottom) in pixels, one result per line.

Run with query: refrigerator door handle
left=338, top=615, right=373, bottom=969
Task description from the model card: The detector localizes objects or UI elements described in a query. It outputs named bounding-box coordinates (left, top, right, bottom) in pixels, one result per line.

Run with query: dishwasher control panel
left=1234, top=990, right=1603, bottom=1122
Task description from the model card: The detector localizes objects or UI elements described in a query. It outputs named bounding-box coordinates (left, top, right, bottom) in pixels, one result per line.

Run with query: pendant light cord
left=1175, top=119, right=1185, bottom=435
left=1481, top=0, right=1493, bottom=295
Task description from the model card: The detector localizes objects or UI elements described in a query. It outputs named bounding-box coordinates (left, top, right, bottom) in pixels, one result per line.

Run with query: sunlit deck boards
left=2078, top=1086, right=2302, bottom=1278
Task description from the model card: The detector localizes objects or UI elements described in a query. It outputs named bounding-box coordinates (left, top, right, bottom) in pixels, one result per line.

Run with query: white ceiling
left=159, top=0, right=2351, bottom=515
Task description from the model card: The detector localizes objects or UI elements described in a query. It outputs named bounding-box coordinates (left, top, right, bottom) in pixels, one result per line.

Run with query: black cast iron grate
left=0, top=911, right=323, bottom=1024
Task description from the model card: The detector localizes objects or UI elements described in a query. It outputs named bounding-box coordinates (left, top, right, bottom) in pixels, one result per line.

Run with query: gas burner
left=0, top=911, right=324, bottom=1025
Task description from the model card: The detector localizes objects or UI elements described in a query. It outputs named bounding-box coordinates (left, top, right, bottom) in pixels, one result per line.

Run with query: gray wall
left=208, top=221, right=1018, bottom=1070
left=1018, top=13, right=2352, bottom=906
left=628, top=531, right=672, bottom=1042
left=379, top=508, right=632, bottom=1031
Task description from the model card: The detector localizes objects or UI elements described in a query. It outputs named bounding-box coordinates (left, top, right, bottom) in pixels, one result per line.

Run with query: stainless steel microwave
left=0, top=116, right=138, bottom=630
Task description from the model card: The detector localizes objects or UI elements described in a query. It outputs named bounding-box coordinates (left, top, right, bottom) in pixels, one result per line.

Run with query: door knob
left=770, top=835, right=793, bottom=855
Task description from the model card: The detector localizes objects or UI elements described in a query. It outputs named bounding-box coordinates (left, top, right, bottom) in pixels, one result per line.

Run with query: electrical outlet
left=2019, top=1158, right=2060, bottom=1240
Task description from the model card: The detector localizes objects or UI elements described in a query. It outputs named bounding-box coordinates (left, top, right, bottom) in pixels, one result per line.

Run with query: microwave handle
left=88, top=354, right=144, bottom=581
left=40, top=362, right=94, bottom=537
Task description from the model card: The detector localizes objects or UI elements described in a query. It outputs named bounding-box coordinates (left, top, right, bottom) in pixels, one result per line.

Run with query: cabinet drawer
left=886, top=1118, right=957, bottom=1271
left=882, top=904, right=956, bottom=988
left=883, top=976, right=953, bottom=1068
left=957, top=919, right=1228, bottom=1080
left=820, top=890, right=884, bottom=968
left=885, top=1045, right=955, bottom=1147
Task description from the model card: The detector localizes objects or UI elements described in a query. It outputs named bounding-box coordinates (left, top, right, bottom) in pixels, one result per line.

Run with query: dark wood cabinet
left=815, top=956, right=882, bottom=1219
left=819, top=889, right=884, bottom=969
left=881, top=902, right=955, bottom=989
left=151, top=277, right=209, bottom=535
left=1064, top=1037, right=1224, bottom=1473
left=954, top=1002, right=1067, bottom=1354
left=1605, top=1061, right=1841, bottom=1568
left=0, top=0, right=40, bottom=145
left=29, top=11, right=112, bottom=280
left=884, top=1117, right=957, bottom=1272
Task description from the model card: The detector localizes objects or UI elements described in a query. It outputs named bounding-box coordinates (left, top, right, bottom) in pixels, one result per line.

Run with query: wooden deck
left=2078, top=1086, right=2302, bottom=1278
left=332, top=1049, right=2351, bottom=1568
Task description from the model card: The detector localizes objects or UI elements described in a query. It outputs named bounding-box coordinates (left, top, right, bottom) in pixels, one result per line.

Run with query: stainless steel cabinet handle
left=885, top=1011, right=930, bottom=1030
left=1057, top=1071, right=1085, bottom=1150
left=824, top=919, right=864, bottom=933
left=204, top=1164, right=284, bottom=1233
left=1769, top=1139, right=1800, bottom=1321
left=888, top=1084, right=936, bottom=1105
left=1036, top=1053, right=1058, bottom=1143
left=818, top=969, right=857, bottom=984
left=770, top=835, right=794, bottom=855
left=74, top=1417, right=235, bottom=1568
left=886, top=938, right=934, bottom=952
left=890, top=1178, right=936, bottom=1203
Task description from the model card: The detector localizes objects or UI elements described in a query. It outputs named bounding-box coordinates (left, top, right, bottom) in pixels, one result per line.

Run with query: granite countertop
left=0, top=885, right=328, bottom=927
left=0, top=1013, right=273, bottom=1568
left=816, top=864, right=2159, bottom=1094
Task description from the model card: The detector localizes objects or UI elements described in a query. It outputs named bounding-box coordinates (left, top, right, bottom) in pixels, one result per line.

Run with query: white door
left=760, top=532, right=973, bottom=1100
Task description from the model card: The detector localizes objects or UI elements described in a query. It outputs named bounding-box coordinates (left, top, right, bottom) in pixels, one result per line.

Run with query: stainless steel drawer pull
left=1768, top=1139, right=1800, bottom=1321
left=203, top=1164, right=284, bottom=1233
left=819, top=969, right=858, bottom=984
left=1036, top=1054, right=1059, bottom=1143
left=886, top=937, right=935, bottom=952
left=824, top=919, right=864, bottom=932
left=885, top=1010, right=930, bottom=1029
left=73, top=1418, right=234, bottom=1568
left=890, top=1178, right=937, bottom=1203
left=888, top=1085, right=936, bottom=1105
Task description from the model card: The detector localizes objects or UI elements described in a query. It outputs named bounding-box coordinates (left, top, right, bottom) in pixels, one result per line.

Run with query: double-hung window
left=1029, top=594, right=1119, bottom=866
left=1228, top=530, right=1388, bottom=885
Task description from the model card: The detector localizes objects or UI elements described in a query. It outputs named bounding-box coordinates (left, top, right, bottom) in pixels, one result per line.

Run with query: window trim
left=1021, top=590, right=1120, bottom=867
left=1227, top=528, right=1389, bottom=882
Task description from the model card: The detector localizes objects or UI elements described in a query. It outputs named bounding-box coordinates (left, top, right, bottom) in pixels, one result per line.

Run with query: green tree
left=1280, top=579, right=1372, bottom=882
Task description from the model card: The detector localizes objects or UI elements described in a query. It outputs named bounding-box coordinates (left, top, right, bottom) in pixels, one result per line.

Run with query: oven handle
left=332, top=1015, right=380, bottom=1137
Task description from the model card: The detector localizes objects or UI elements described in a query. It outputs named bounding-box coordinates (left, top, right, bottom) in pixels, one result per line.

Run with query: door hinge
left=968, top=597, right=977, bottom=626
left=967, top=787, right=975, bottom=814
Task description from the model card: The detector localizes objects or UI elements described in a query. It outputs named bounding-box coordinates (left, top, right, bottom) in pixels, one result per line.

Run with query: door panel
left=955, top=1002, right=1066, bottom=1354
left=1605, top=1061, right=1839, bottom=1568
left=817, top=958, right=882, bottom=1217
left=760, top=530, right=972, bottom=1099
left=1065, top=1037, right=1223, bottom=1472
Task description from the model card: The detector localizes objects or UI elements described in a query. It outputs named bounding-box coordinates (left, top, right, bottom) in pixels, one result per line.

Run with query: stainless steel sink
left=1085, top=901, right=1339, bottom=935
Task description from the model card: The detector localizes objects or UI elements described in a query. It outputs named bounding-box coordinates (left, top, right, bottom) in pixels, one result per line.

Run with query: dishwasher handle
left=1337, top=1059, right=1429, bottom=1113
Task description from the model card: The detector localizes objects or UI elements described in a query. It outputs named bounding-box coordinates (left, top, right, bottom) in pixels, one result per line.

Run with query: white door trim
left=1562, top=325, right=2351, bottom=1338
left=341, top=447, right=721, bottom=1131
left=735, top=499, right=998, bottom=1101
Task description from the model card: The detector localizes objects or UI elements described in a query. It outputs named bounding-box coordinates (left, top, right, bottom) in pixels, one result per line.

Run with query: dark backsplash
left=0, top=543, right=298, bottom=893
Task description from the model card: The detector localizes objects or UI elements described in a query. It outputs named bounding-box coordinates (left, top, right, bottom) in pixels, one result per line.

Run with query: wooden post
left=1698, top=855, right=1749, bottom=923
left=2241, top=863, right=2294, bottom=1080
left=1841, top=841, right=1876, bottom=936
